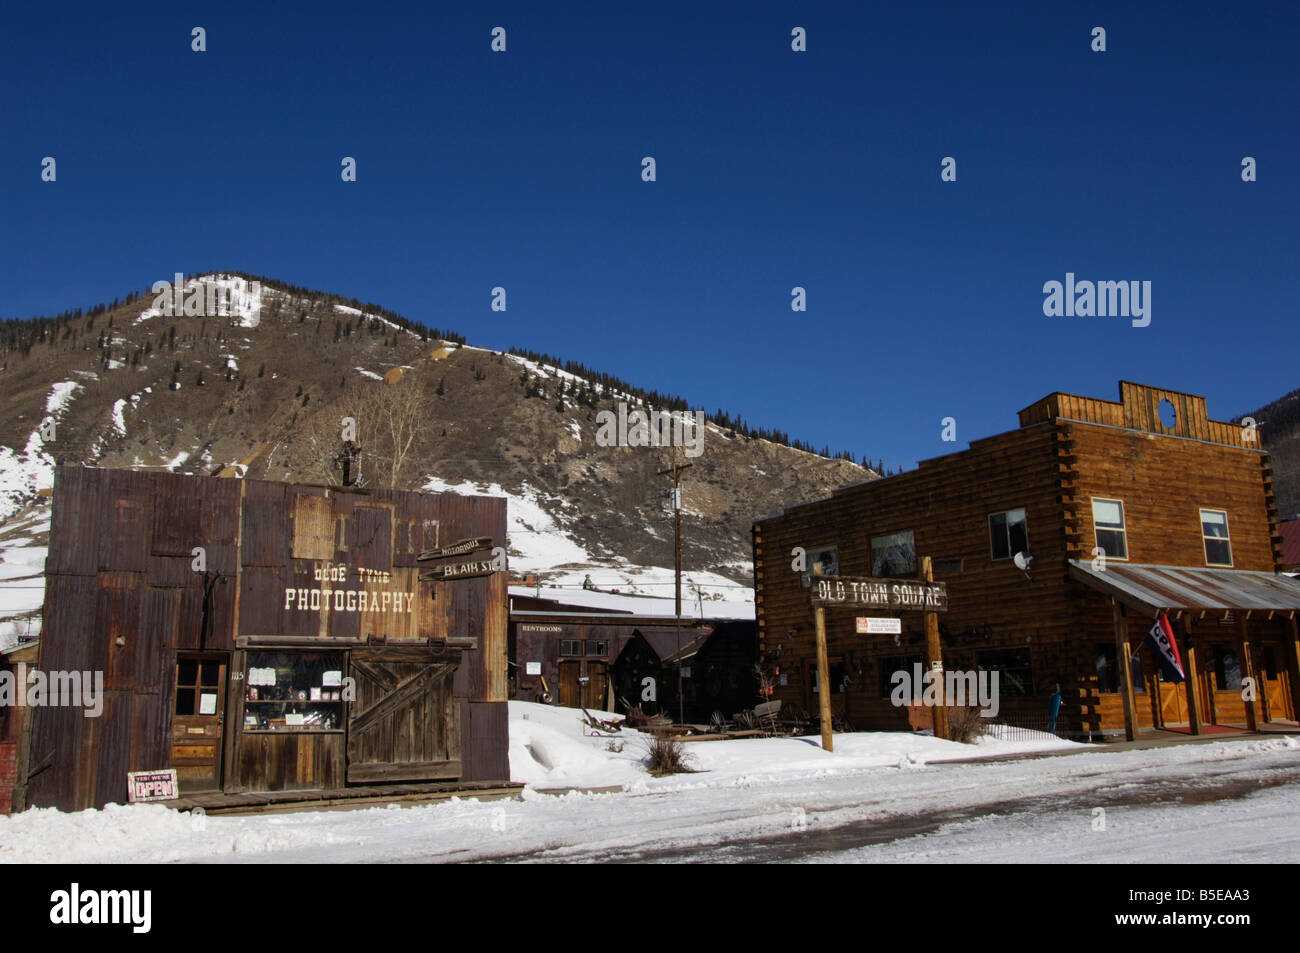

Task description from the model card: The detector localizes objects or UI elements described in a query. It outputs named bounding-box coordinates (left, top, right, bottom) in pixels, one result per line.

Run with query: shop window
left=1094, top=645, right=1145, bottom=694
left=879, top=655, right=924, bottom=699
left=243, top=651, right=345, bottom=731
left=988, top=508, right=1028, bottom=561
left=1213, top=646, right=1242, bottom=692
left=977, top=648, right=1034, bottom=697
left=586, top=640, right=608, bottom=657
left=1091, top=498, right=1128, bottom=560
left=1200, top=509, right=1232, bottom=566
left=801, top=545, right=839, bottom=587
left=175, top=658, right=222, bottom=717
left=871, top=531, right=916, bottom=578
left=560, top=640, right=582, bottom=657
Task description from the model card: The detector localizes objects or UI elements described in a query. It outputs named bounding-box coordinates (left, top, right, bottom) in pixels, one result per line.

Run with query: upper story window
left=1091, top=498, right=1128, bottom=560
left=801, top=545, right=839, bottom=588
left=871, top=530, right=916, bottom=578
left=989, top=507, right=1028, bottom=561
left=1200, top=509, right=1232, bottom=566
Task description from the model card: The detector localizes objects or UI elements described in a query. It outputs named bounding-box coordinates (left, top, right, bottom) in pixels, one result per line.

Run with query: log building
left=752, top=381, right=1300, bottom=740
left=18, top=467, right=510, bottom=812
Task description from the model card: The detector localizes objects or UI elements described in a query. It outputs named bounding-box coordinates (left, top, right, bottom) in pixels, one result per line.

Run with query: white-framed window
left=1200, top=509, right=1232, bottom=566
left=1091, top=498, right=1128, bottom=560
left=988, top=507, right=1028, bottom=561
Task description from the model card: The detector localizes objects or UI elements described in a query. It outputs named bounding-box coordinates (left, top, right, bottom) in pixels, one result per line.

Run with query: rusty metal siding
left=241, top=482, right=288, bottom=567
left=460, top=701, right=509, bottom=781
left=152, top=475, right=204, bottom=556
left=31, top=466, right=513, bottom=810
left=46, top=467, right=103, bottom=575
left=352, top=503, right=393, bottom=572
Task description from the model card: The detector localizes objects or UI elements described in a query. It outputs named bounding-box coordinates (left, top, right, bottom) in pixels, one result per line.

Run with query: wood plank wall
left=755, top=383, right=1278, bottom=737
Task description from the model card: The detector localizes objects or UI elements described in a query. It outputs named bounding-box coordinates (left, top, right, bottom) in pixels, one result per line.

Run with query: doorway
left=171, top=654, right=227, bottom=793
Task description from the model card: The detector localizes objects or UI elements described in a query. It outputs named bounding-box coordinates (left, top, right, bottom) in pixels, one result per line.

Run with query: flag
left=1145, top=613, right=1185, bottom=683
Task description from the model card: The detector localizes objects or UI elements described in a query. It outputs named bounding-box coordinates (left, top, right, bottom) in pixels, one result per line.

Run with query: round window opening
left=1157, top=398, right=1177, bottom=429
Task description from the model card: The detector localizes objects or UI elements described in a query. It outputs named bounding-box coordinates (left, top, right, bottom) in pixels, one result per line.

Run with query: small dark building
left=508, top=591, right=757, bottom=723
left=22, top=466, right=511, bottom=812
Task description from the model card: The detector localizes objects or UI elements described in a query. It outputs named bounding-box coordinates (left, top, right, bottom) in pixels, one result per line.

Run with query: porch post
left=1181, top=616, right=1203, bottom=736
left=1237, top=614, right=1259, bottom=731
left=1112, top=599, right=1137, bottom=742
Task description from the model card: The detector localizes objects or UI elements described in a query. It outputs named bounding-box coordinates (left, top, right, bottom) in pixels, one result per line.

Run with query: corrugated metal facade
left=26, top=466, right=509, bottom=811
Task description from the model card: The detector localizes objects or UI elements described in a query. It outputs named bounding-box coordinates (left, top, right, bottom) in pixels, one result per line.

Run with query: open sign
left=127, top=769, right=179, bottom=803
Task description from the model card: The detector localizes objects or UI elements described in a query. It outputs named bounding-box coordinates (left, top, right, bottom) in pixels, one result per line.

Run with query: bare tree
left=286, top=371, right=433, bottom=489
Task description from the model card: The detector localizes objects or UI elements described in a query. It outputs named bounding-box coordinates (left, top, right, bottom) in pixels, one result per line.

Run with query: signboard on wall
left=856, top=617, right=902, bottom=635
left=811, top=576, right=947, bottom=612
left=127, top=769, right=179, bottom=803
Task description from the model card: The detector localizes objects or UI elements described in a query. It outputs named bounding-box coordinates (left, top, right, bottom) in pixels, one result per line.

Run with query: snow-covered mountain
left=0, top=273, right=878, bottom=639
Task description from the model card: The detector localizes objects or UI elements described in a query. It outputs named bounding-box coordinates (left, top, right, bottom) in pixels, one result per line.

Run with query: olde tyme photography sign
left=812, top=575, right=948, bottom=612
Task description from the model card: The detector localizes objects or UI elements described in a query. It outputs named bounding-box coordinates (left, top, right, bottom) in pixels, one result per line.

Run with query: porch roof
left=1068, top=560, right=1300, bottom=618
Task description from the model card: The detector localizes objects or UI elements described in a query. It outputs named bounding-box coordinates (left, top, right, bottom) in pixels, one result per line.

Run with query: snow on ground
left=354, top=367, right=384, bottom=380
left=3, top=702, right=1297, bottom=864
left=0, top=381, right=83, bottom=520
left=0, top=505, right=50, bottom=649
left=423, top=477, right=594, bottom=569
left=111, top=398, right=128, bottom=436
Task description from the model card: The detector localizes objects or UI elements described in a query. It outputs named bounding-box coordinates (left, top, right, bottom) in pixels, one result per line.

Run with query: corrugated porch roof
left=1067, top=560, right=1300, bottom=618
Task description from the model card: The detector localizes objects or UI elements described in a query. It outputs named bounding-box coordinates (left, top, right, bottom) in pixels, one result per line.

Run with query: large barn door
left=346, top=647, right=462, bottom=784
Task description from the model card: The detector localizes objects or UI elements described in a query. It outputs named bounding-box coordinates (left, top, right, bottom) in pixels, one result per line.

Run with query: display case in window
left=242, top=651, right=345, bottom=732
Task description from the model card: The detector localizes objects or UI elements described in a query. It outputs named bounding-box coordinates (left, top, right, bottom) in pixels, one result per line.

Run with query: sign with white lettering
left=811, top=576, right=947, bottom=612
left=856, top=617, right=902, bottom=635
left=419, top=559, right=497, bottom=581
left=417, top=536, right=494, bottom=562
left=127, top=769, right=179, bottom=803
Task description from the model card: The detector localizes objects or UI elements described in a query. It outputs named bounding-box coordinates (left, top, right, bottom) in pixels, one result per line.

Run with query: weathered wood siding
left=756, top=382, right=1279, bottom=737
left=28, top=467, right=510, bottom=811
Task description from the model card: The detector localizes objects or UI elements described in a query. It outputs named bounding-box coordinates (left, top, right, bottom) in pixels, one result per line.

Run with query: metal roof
left=1068, top=560, right=1300, bottom=617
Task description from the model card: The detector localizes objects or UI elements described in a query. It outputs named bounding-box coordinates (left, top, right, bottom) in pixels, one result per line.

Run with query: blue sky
left=2, top=1, right=1297, bottom=470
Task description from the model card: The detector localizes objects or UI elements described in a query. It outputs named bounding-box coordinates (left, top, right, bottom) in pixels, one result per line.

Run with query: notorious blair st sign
left=811, top=575, right=948, bottom=612
left=417, top=536, right=506, bottom=582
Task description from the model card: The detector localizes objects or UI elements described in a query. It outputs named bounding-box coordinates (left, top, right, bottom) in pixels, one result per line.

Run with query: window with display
left=242, top=651, right=346, bottom=732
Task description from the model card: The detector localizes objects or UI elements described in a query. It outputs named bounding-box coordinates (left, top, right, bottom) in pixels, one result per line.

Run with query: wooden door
left=559, top=661, right=581, bottom=708
left=586, top=661, right=609, bottom=709
left=1158, top=678, right=1185, bottom=725
left=1259, top=646, right=1295, bottom=722
left=346, top=648, right=461, bottom=784
left=172, top=654, right=227, bottom=792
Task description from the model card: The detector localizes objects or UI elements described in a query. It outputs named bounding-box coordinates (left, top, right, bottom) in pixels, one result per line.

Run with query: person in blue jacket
left=1047, top=682, right=1063, bottom=735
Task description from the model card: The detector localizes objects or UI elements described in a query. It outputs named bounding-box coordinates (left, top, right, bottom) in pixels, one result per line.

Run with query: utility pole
left=657, top=461, right=693, bottom=617
left=658, top=461, right=692, bottom=724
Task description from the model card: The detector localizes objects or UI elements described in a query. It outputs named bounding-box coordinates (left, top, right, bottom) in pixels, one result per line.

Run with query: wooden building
left=508, top=592, right=756, bottom=723
left=752, top=381, right=1300, bottom=740
left=21, top=466, right=510, bottom=812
